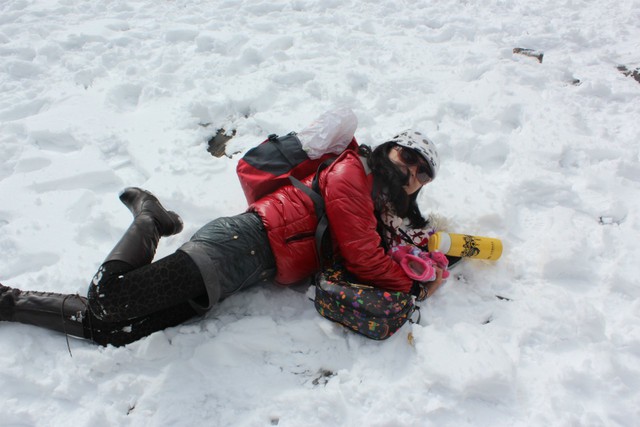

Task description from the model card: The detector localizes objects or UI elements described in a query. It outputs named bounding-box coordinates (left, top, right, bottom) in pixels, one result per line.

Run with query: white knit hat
left=389, top=129, right=440, bottom=179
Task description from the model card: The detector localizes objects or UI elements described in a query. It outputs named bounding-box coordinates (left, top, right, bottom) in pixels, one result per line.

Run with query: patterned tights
left=85, top=251, right=207, bottom=346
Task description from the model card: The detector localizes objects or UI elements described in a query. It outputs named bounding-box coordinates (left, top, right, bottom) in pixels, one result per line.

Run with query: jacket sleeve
left=321, top=153, right=414, bottom=293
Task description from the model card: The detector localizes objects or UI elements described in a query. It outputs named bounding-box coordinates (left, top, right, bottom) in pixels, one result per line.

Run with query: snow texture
left=1, top=0, right=640, bottom=426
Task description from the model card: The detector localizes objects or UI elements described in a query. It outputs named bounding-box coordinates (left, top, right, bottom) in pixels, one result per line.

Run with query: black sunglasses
left=395, top=146, right=433, bottom=184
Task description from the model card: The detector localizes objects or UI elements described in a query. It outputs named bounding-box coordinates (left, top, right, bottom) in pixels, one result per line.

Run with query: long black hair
left=359, top=142, right=428, bottom=229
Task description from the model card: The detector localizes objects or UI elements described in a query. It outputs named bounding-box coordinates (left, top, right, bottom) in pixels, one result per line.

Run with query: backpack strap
left=289, top=158, right=335, bottom=266
left=359, top=155, right=371, bottom=175
left=290, top=153, right=370, bottom=266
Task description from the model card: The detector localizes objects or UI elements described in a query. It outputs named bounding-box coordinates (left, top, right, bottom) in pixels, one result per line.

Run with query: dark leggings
left=85, top=251, right=206, bottom=347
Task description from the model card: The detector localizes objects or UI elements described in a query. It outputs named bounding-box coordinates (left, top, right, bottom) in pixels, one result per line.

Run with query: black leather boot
left=104, top=187, right=183, bottom=268
left=1, top=283, right=88, bottom=338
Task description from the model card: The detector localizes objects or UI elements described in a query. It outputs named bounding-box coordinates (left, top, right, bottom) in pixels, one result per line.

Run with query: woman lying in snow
left=0, top=124, right=447, bottom=346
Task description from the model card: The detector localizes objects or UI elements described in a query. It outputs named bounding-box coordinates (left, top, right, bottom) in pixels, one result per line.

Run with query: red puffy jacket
left=249, top=150, right=413, bottom=293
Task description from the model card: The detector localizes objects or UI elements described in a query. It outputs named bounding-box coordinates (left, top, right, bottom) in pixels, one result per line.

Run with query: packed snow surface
left=1, top=0, right=640, bottom=426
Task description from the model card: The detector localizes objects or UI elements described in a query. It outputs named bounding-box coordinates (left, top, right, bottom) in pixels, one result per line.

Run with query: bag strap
left=291, top=152, right=369, bottom=268
left=289, top=158, right=335, bottom=266
left=410, top=304, right=421, bottom=325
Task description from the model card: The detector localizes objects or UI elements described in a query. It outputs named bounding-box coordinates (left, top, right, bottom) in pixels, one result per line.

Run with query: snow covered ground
left=1, top=0, right=640, bottom=425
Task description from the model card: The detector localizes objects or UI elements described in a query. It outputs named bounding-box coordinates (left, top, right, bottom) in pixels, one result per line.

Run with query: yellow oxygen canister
left=427, top=232, right=503, bottom=261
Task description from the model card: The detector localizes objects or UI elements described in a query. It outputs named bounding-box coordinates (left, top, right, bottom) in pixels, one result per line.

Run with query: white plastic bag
left=298, top=107, right=358, bottom=159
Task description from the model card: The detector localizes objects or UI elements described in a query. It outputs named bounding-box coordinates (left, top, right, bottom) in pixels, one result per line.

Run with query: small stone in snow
left=513, top=47, right=544, bottom=63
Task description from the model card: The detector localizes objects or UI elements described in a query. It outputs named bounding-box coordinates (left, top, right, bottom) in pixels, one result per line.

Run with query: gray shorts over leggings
left=179, top=212, right=277, bottom=312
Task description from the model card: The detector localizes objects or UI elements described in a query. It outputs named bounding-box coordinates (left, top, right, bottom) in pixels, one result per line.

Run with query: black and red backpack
left=236, top=132, right=358, bottom=205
